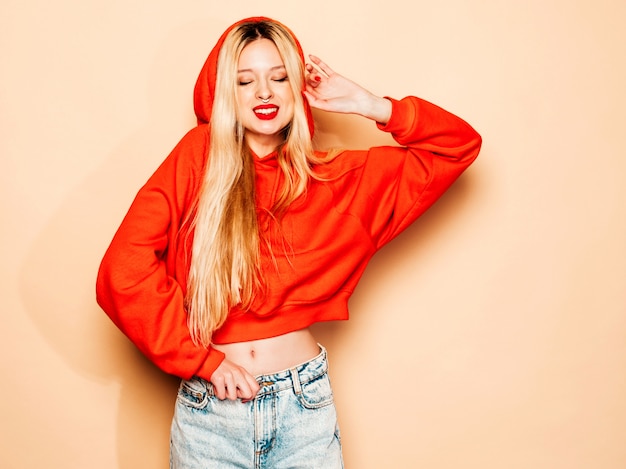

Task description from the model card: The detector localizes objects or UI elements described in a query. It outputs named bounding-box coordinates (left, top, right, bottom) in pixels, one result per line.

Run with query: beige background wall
left=2, top=0, right=625, bottom=468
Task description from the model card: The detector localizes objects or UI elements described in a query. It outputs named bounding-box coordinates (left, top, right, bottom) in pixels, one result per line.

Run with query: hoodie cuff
left=194, top=346, right=226, bottom=381
left=376, top=96, right=420, bottom=144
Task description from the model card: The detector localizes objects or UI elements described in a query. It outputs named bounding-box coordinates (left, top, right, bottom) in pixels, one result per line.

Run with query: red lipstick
left=253, top=104, right=279, bottom=120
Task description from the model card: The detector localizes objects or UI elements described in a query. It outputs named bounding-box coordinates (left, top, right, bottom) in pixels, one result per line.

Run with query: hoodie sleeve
left=345, top=96, right=482, bottom=248
left=96, top=126, right=225, bottom=380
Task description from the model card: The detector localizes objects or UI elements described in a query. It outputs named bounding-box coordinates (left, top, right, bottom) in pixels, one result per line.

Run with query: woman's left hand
left=304, top=55, right=391, bottom=124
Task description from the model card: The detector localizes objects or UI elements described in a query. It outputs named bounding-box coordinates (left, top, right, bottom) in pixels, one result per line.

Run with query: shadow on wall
left=17, top=123, right=185, bottom=467
left=18, top=160, right=180, bottom=468
left=16, top=18, right=214, bottom=469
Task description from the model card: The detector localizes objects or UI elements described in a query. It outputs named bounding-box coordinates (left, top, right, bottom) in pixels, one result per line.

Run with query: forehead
left=238, top=38, right=284, bottom=71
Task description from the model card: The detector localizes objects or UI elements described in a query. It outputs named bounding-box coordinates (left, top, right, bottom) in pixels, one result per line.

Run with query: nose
left=256, top=79, right=273, bottom=101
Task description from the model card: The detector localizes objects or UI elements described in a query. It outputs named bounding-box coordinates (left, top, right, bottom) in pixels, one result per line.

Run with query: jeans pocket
left=177, top=377, right=209, bottom=410
left=296, top=373, right=334, bottom=410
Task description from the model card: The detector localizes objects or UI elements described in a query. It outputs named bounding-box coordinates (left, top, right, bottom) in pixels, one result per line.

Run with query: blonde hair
left=186, top=20, right=326, bottom=346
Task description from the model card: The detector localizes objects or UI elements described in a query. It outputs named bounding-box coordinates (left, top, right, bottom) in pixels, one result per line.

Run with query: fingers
left=238, top=374, right=261, bottom=403
left=308, top=55, right=334, bottom=76
left=305, top=55, right=334, bottom=89
left=305, top=64, right=323, bottom=89
left=210, top=359, right=260, bottom=401
left=305, top=73, right=322, bottom=90
left=209, top=374, right=230, bottom=400
left=239, top=373, right=261, bottom=400
left=303, top=90, right=326, bottom=111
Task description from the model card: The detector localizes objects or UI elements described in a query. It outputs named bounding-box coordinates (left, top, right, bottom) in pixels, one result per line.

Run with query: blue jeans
left=170, top=346, right=343, bottom=468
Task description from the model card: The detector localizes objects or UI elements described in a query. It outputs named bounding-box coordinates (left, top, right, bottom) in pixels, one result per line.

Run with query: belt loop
left=290, top=367, right=302, bottom=395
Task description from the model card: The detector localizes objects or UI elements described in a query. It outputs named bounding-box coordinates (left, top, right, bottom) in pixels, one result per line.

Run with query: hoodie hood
left=193, top=16, right=314, bottom=136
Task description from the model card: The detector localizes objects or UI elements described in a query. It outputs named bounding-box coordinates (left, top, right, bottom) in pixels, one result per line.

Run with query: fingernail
left=314, top=76, right=321, bottom=82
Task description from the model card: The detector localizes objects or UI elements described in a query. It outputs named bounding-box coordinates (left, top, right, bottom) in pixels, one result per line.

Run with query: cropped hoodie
left=96, top=17, right=482, bottom=381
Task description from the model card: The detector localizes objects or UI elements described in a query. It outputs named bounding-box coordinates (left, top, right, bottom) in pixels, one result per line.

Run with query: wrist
left=363, top=95, right=392, bottom=124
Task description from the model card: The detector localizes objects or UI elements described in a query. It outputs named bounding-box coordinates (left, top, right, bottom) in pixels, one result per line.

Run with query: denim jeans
left=170, top=346, right=343, bottom=469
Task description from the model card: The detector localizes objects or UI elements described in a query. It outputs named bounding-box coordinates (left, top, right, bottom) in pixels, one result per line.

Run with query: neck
left=245, top=135, right=283, bottom=158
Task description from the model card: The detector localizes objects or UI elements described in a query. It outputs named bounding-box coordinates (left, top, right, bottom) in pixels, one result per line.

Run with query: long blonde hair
left=186, top=20, right=325, bottom=347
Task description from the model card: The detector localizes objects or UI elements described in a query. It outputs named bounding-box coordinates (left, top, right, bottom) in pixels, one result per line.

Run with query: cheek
left=236, top=90, right=254, bottom=119
left=285, top=88, right=295, bottom=105
left=282, top=90, right=296, bottom=113
left=285, top=104, right=295, bottom=121
left=237, top=86, right=254, bottom=104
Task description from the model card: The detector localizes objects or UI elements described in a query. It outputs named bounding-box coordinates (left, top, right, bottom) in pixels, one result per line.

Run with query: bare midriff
left=212, top=328, right=320, bottom=377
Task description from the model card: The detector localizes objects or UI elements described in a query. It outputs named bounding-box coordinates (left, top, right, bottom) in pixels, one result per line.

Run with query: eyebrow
left=237, top=65, right=286, bottom=73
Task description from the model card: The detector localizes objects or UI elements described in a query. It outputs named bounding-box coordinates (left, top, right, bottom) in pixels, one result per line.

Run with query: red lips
left=253, top=104, right=279, bottom=120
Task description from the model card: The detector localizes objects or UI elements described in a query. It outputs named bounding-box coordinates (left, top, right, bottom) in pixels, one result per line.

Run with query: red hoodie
left=96, top=17, right=482, bottom=380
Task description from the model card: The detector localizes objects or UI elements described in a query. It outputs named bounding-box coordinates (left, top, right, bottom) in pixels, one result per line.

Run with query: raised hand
left=304, top=55, right=391, bottom=124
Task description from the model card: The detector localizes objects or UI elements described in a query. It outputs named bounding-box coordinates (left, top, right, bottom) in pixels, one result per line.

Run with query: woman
left=96, top=16, right=481, bottom=468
